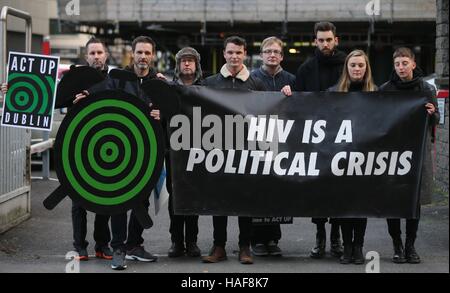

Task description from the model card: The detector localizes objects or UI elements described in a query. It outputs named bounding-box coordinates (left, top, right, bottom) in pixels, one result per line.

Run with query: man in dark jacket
left=295, top=21, right=346, bottom=92
left=71, top=38, right=112, bottom=261
left=167, top=47, right=202, bottom=258
left=105, top=36, right=161, bottom=270
left=295, top=21, right=346, bottom=259
left=380, top=47, right=439, bottom=264
left=202, top=36, right=265, bottom=265
left=249, top=36, right=295, bottom=257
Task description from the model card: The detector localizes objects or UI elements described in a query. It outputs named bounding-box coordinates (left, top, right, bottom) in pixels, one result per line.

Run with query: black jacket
left=379, top=68, right=439, bottom=128
left=105, top=65, right=158, bottom=104
left=295, top=48, right=346, bottom=91
left=203, top=65, right=266, bottom=91
left=250, top=67, right=295, bottom=91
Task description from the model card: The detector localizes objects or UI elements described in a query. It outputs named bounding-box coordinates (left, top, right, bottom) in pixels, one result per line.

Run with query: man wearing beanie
left=173, top=47, right=203, bottom=86
left=167, top=47, right=202, bottom=258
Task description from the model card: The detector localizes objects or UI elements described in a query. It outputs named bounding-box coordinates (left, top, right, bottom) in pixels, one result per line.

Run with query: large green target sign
left=44, top=90, right=165, bottom=228
left=1, top=52, right=59, bottom=130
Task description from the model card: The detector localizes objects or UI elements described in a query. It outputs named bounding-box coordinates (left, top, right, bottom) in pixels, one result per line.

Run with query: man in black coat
left=295, top=22, right=346, bottom=259
left=380, top=47, right=439, bottom=264
left=202, top=36, right=265, bottom=265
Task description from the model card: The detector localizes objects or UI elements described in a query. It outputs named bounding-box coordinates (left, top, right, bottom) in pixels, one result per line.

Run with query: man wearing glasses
left=250, top=37, right=295, bottom=257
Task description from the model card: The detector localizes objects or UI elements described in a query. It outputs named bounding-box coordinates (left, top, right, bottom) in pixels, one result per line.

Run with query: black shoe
left=186, top=242, right=201, bottom=257
left=75, top=248, right=89, bottom=261
left=168, top=242, right=185, bottom=258
left=267, top=241, right=282, bottom=256
left=310, top=231, right=326, bottom=259
left=330, top=224, right=343, bottom=257
left=392, top=238, right=407, bottom=264
left=405, top=238, right=421, bottom=264
left=95, top=246, right=113, bottom=260
left=126, top=246, right=158, bottom=262
left=352, top=245, right=365, bottom=265
left=111, top=249, right=127, bottom=270
left=340, top=244, right=353, bottom=264
left=251, top=243, right=269, bottom=256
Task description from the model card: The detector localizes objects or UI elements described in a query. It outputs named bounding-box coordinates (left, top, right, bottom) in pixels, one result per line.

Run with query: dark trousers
left=169, top=195, right=199, bottom=244
left=387, top=218, right=419, bottom=240
left=71, top=201, right=111, bottom=251
left=110, top=198, right=151, bottom=251
left=340, top=218, right=367, bottom=246
left=251, top=223, right=281, bottom=244
left=213, top=216, right=252, bottom=248
left=166, top=152, right=199, bottom=244
left=312, top=218, right=339, bottom=225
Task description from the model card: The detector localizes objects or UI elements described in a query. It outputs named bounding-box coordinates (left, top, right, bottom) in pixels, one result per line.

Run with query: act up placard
left=1, top=52, right=59, bottom=131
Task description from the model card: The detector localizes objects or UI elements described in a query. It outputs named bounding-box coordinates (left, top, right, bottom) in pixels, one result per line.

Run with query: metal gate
left=0, top=6, right=32, bottom=234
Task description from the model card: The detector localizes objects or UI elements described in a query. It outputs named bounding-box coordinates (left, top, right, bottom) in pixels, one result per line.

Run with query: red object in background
left=42, top=38, right=50, bottom=55
left=437, top=89, right=448, bottom=99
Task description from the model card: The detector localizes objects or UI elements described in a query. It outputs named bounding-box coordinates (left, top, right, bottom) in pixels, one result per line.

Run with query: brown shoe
left=202, top=245, right=227, bottom=263
left=239, top=246, right=254, bottom=264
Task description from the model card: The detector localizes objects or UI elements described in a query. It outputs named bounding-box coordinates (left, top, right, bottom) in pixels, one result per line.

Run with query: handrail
left=0, top=6, right=32, bottom=83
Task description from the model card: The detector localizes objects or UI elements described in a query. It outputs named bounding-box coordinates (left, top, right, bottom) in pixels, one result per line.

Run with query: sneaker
left=95, top=246, right=113, bottom=260
left=75, top=248, right=89, bottom=261
left=251, top=243, right=269, bottom=256
left=126, top=246, right=158, bottom=262
left=111, top=249, right=127, bottom=270
left=168, top=242, right=185, bottom=258
left=267, top=241, right=282, bottom=256
left=186, top=242, right=201, bottom=257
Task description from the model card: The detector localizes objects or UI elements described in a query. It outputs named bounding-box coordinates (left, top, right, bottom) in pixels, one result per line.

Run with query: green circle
left=5, top=81, right=38, bottom=112
left=6, top=73, right=50, bottom=114
left=16, top=91, right=30, bottom=106
left=100, top=141, right=119, bottom=163
left=76, top=113, right=144, bottom=192
left=62, top=99, right=158, bottom=206
left=87, top=128, right=131, bottom=177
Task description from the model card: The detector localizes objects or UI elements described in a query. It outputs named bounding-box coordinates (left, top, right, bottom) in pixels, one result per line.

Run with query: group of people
left=1, top=21, right=439, bottom=270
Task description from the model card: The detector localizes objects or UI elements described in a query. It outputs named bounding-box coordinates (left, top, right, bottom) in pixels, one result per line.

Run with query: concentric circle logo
left=5, top=72, right=54, bottom=115
left=46, top=90, right=164, bottom=219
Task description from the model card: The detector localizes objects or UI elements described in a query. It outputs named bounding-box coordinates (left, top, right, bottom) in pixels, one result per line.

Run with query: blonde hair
left=260, top=36, right=284, bottom=54
left=336, top=49, right=376, bottom=92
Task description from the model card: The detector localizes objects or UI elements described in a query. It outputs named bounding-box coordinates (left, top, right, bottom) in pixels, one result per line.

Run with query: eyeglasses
left=262, top=49, right=282, bottom=56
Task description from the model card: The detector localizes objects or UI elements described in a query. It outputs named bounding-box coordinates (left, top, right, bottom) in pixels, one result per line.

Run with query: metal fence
left=0, top=6, right=32, bottom=233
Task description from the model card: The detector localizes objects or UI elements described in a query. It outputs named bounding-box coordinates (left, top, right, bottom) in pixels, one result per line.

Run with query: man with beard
left=294, top=22, right=346, bottom=260
left=105, top=36, right=161, bottom=270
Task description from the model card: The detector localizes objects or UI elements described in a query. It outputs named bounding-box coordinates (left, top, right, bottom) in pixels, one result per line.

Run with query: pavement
left=0, top=171, right=448, bottom=274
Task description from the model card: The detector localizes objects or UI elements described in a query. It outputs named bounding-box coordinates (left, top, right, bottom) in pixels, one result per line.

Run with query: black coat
left=250, top=67, right=295, bottom=91
left=379, top=68, right=440, bottom=205
left=105, top=66, right=158, bottom=104
left=203, top=72, right=266, bottom=91
left=295, top=49, right=346, bottom=91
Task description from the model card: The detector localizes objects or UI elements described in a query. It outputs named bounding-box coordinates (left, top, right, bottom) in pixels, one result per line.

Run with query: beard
left=136, top=62, right=149, bottom=70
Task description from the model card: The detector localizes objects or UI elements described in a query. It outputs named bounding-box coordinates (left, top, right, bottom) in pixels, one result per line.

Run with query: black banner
left=149, top=82, right=429, bottom=219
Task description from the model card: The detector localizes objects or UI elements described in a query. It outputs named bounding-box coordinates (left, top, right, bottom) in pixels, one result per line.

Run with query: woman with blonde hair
left=328, top=49, right=376, bottom=264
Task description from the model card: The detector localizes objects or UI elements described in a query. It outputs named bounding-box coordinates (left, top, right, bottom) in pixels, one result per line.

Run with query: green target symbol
left=5, top=72, right=55, bottom=115
left=44, top=90, right=164, bottom=228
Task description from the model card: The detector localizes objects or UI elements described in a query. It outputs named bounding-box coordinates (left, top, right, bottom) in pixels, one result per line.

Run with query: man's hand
left=156, top=73, right=168, bottom=81
left=281, top=85, right=292, bottom=96
left=425, top=102, right=436, bottom=115
left=73, top=90, right=90, bottom=104
left=149, top=103, right=160, bottom=120
left=1, top=83, right=8, bottom=96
